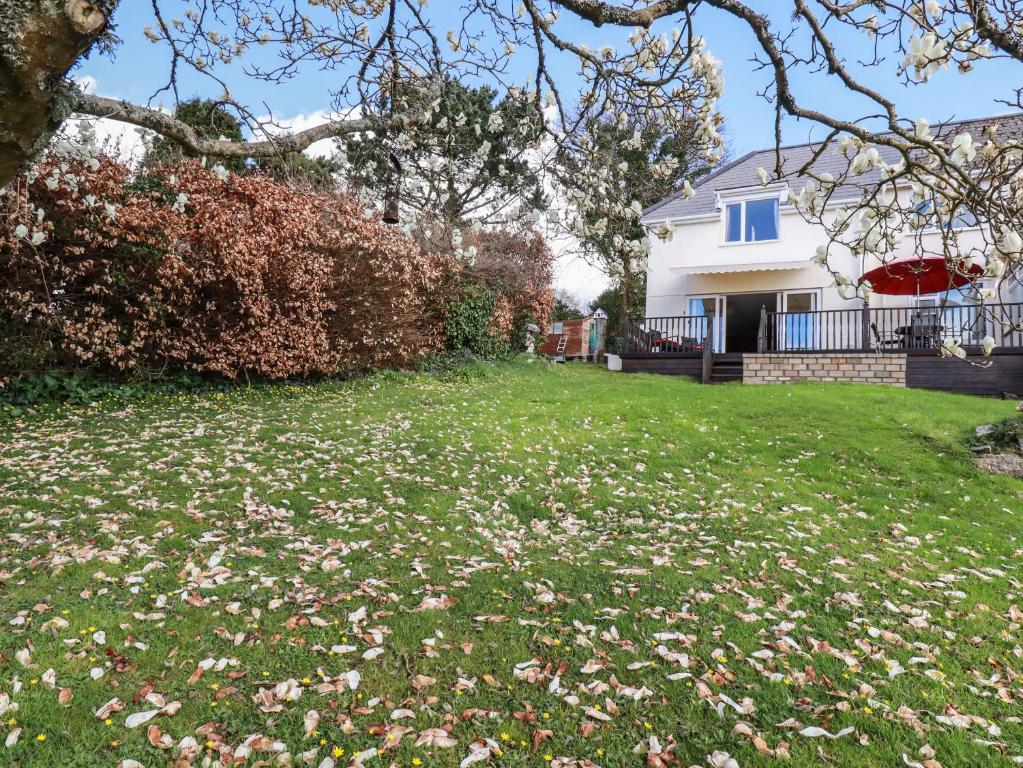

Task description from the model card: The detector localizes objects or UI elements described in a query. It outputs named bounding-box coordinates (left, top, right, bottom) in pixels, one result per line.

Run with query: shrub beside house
left=0, top=150, right=552, bottom=391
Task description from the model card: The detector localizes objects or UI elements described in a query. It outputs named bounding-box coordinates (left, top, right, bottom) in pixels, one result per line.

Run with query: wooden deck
left=620, top=306, right=1023, bottom=396
left=905, top=349, right=1023, bottom=396
left=621, top=350, right=1023, bottom=395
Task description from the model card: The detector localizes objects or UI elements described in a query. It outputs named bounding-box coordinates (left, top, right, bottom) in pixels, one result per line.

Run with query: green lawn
left=1, top=361, right=1022, bottom=768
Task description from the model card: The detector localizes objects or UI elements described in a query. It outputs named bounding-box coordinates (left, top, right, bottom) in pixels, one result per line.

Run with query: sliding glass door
left=779, top=291, right=819, bottom=350
left=687, top=295, right=725, bottom=352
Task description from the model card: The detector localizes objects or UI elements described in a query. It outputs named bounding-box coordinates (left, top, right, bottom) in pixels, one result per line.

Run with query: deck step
left=710, top=361, right=743, bottom=383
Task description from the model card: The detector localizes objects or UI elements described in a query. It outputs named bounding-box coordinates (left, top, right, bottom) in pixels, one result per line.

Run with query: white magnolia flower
left=903, top=32, right=948, bottom=80
left=950, top=132, right=977, bottom=165
left=940, top=338, right=967, bottom=359
left=981, top=335, right=996, bottom=356
left=756, top=167, right=769, bottom=186
left=914, top=117, right=931, bottom=140
left=996, top=228, right=1023, bottom=258
left=850, top=147, right=882, bottom=175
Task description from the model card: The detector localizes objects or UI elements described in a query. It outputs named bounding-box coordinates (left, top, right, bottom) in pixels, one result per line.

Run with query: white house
left=639, top=115, right=1023, bottom=355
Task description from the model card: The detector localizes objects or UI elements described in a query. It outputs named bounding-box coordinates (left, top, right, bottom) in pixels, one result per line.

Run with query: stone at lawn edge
left=976, top=452, right=1023, bottom=479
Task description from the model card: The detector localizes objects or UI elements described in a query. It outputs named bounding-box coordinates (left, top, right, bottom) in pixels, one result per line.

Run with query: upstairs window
left=724, top=198, right=779, bottom=243
left=912, top=199, right=979, bottom=231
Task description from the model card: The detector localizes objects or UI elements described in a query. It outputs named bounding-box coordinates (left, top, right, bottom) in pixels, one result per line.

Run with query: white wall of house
left=644, top=196, right=1014, bottom=318
left=645, top=205, right=863, bottom=317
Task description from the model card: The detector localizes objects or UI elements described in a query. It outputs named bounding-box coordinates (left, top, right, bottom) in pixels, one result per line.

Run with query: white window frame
left=778, top=289, right=821, bottom=350
left=718, top=193, right=782, bottom=246
left=686, top=294, right=726, bottom=353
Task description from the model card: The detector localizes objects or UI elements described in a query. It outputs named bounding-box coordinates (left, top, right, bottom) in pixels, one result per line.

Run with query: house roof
left=640, top=113, right=1023, bottom=224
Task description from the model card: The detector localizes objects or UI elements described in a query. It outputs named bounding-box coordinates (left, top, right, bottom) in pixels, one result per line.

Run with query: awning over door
left=670, top=260, right=809, bottom=275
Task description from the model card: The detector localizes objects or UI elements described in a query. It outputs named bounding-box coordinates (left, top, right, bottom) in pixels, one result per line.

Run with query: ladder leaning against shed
left=554, top=335, right=567, bottom=363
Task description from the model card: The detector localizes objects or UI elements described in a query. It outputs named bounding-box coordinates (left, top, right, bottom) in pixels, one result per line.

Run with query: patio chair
left=870, top=322, right=902, bottom=350
left=907, top=312, right=942, bottom=349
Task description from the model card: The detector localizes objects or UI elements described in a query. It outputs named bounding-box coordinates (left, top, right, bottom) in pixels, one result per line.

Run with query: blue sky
left=81, top=2, right=1021, bottom=156
left=77, top=2, right=1021, bottom=301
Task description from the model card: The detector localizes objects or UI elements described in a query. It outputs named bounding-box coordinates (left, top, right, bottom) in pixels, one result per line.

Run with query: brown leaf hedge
left=1, top=153, right=552, bottom=381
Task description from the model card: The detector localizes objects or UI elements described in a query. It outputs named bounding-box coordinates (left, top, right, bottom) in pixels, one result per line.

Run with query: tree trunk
left=0, top=0, right=114, bottom=188
left=618, top=261, right=634, bottom=336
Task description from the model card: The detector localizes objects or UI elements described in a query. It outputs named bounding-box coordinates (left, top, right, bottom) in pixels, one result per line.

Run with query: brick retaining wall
left=743, top=354, right=907, bottom=386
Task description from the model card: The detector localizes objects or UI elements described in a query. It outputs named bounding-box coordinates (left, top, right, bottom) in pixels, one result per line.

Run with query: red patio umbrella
left=858, top=256, right=983, bottom=297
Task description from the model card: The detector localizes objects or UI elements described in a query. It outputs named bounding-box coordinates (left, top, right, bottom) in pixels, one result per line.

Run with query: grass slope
left=0, top=362, right=1021, bottom=768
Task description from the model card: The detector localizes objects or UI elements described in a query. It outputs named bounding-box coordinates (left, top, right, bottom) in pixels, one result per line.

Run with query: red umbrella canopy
left=858, top=256, right=983, bottom=296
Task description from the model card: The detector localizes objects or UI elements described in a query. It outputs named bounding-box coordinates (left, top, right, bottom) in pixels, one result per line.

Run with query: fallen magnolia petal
left=708, top=750, right=740, bottom=768
left=5, top=728, right=21, bottom=747
left=416, top=728, right=458, bottom=748
left=125, top=709, right=160, bottom=729
left=799, top=726, right=855, bottom=739
left=344, top=669, right=362, bottom=690
left=304, top=710, right=320, bottom=736
left=415, top=594, right=455, bottom=611
left=460, top=746, right=491, bottom=768
left=147, top=724, right=173, bottom=749
left=94, top=697, right=124, bottom=719
left=411, top=674, right=435, bottom=691
left=352, top=747, right=377, bottom=765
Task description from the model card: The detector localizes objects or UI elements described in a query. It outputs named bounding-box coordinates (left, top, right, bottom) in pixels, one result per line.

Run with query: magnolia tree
left=4, top=1, right=1023, bottom=354
left=555, top=111, right=715, bottom=331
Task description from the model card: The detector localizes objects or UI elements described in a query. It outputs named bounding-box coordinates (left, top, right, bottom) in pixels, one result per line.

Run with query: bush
left=0, top=369, right=232, bottom=417
left=444, top=283, right=509, bottom=359
left=979, top=415, right=1023, bottom=452
left=467, top=226, right=553, bottom=336
left=1, top=151, right=450, bottom=381
left=434, top=226, right=554, bottom=361
left=418, top=348, right=493, bottom=382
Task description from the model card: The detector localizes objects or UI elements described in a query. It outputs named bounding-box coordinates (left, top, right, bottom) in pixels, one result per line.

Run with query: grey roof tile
left=641, top=113, right=1023, bottom=223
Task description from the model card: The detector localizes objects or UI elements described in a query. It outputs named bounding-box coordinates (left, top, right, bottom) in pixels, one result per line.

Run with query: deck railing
left=760, top=302, right=1023, bottom=353
left=623, top=303, right=1023, bottom=355
left=623, top=316, right=710, bottom=355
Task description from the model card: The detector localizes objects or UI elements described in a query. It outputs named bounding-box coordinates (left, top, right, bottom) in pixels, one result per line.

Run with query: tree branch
left=74, top=93, right=422, bottom=159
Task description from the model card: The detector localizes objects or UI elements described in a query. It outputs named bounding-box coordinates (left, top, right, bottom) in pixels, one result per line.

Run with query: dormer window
left=724, top=197, right=779, bottom=243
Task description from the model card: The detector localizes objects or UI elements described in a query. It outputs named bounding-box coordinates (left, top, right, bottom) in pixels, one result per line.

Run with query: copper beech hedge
left=0, top=154, right=548, bottom=381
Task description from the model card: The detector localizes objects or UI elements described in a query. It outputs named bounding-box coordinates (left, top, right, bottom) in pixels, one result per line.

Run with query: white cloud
left=261, top=110, right=348, bottom=159
left=76, top=75, right=99, bottom=94
left=547, top=232, right=609, bottom=306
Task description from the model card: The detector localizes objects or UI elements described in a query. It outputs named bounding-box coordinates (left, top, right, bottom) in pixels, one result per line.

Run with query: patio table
left=895, top=325, right=943, bottom=349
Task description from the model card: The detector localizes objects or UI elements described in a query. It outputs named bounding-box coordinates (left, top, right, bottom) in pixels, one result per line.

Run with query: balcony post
left=702, top=321, right=714, bottom=384
left=757, top=305, right=768, bottom=353
left=861, top=300, right=871, bottom=352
